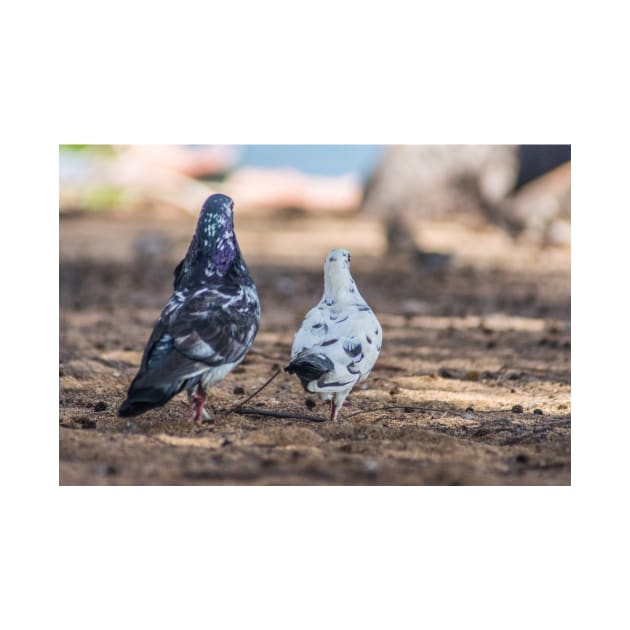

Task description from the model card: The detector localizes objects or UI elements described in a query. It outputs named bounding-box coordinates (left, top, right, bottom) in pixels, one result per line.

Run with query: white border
left=6, top=0, right=628, bottom=627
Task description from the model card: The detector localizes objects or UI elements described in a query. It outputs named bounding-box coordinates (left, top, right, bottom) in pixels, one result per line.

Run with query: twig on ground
left=228, top=370, right=282, bottom=412
left=219, top=369, right=327, bottom=422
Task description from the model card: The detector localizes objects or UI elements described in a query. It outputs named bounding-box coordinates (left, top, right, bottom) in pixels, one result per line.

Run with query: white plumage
left=285, top=248, right=382, bottom=421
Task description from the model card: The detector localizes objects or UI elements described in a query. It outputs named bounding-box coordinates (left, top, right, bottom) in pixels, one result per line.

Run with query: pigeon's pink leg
left=190, top=387, right=207, bottom=425
left=329, top=402, right=338, bottom=422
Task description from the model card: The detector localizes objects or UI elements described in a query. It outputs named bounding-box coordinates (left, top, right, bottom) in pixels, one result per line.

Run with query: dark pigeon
left=119, top=194, right=260, bottom=424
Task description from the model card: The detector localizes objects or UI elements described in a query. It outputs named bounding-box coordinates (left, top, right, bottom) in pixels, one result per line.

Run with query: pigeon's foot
left=329, top=402, right=339, bottom=422
left=324, top=400, right=343, bottom=421
left=323, top=400, right=341, bottom=421
left=189, top=387, right=208, bottom=425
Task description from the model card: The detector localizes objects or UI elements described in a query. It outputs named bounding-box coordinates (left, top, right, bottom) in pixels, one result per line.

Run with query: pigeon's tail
left=285, top=352, right=334, bottom=391
left=118, top=384, right=181, bottom=417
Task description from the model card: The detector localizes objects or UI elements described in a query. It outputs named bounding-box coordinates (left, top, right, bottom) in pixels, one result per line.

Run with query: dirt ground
left=59, top=206, right=570, bottom=485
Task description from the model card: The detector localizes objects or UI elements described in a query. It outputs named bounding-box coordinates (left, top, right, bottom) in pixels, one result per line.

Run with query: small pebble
left=233, top=386, right=245, bottom=395
left=77, top=417, right=96, bottom=429
left=94, top=401, right=108, bottom=412
left=465, top=406, right=474, bottom=412
left=304, top=398, right=316, bottom=409
left=511, top=404, right=524, bottom=414
left=533, top=408, right=544, bottom=415
left=515, top=454, right=529, bottom=464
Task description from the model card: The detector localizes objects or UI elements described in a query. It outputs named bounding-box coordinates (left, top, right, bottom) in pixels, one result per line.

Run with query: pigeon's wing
left=307, top=306, right=382, bottom=391
left=169, top=284, right=260, bottom=367
left=347, top=308, right=382, bottom=382
left=121, top=284, right=259, bottom=412
left=119, top=300, right=210, bottom=417
left=291, top=305, right=329, bottom=358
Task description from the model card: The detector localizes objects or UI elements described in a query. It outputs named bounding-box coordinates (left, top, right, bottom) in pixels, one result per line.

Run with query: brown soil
left=59, top=208, right=570, bottom=485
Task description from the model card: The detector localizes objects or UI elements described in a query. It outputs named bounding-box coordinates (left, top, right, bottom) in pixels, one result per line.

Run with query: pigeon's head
left=199, top=194, right=235, bottom=234
left=325, top=248, right=352, bottom=272
left=185, top=194, right=239, bottom=277
left=323, top=248, right=357, bottom=301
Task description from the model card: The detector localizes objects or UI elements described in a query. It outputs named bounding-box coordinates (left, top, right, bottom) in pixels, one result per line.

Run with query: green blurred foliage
left=82, top=186, right=126, bottom=211
left=60, top=144, right=117, bottom=155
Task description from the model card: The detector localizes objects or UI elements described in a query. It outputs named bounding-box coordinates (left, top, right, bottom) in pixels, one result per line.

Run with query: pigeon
left=285, top=248, right=382, bottom=421
left=118, top=194, right=260, bottom=424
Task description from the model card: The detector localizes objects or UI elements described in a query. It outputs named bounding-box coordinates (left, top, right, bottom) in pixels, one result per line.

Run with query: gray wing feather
left=130, top=285, right=259, bottom=390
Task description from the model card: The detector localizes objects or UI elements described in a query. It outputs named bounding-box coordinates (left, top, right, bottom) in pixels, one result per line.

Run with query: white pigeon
left=285, top=248, right=382, bottom=421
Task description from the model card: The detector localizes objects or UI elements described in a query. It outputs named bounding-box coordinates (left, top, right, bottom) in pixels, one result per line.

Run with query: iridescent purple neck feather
left=174, top=194, right=251, bottom=289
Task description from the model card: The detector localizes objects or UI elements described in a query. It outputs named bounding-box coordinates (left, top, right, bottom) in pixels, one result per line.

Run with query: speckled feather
left=285, top=248, right=382, bottom=421
left=119, top=194, right=260, bottom=418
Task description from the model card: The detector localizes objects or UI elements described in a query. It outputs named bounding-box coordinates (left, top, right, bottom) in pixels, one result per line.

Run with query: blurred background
left=60, top=144, right=570, bottom=261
